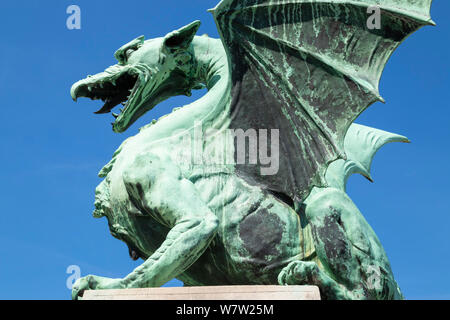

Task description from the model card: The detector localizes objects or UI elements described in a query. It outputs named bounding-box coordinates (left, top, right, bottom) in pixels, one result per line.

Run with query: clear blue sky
left=0, top=1, right=448, bottom=300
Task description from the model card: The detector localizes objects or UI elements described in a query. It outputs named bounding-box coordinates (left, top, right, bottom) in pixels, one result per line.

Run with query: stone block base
left=82, top=285, right=321, bottom=300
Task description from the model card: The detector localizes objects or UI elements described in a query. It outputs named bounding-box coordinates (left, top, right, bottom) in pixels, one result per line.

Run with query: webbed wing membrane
left=211, top=0, right=433, bottom=203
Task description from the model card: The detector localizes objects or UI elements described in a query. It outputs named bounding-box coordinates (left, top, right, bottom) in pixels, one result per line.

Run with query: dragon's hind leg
left=299, top=187, right=403, bottom=300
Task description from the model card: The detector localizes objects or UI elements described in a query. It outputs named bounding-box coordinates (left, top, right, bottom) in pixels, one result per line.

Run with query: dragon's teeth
left=112, top=113, right=119, bottom=118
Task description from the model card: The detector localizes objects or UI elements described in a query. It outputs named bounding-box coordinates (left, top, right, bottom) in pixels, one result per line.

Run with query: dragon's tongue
left=94, top=96, right=124, bottom=114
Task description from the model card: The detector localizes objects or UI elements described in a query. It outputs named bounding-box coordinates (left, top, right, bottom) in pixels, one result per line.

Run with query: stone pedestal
left=82, top=285, right=320, bottom=300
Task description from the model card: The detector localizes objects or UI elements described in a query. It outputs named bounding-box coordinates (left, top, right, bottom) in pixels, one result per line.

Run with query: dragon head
left=71, top=21, right=202, bottom=133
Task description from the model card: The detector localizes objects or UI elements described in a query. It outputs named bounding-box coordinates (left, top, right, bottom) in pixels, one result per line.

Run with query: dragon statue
left=70, top=0, right=434, bottom=300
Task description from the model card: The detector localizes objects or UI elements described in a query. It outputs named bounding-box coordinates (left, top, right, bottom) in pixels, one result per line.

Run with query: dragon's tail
left=326, top=124, right=410, bottom=191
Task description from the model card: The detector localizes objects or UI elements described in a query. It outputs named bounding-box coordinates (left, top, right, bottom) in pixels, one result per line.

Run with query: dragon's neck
left=138, top=36, right=231, bottom=142
left=191, top=36, right=231, bottom=130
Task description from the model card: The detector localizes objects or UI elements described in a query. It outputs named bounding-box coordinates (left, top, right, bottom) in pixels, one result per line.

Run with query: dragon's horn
left=163, top=20, right=201, bottom=50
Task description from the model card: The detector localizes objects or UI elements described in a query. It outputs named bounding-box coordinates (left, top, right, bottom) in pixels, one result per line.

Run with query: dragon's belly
left=179, top=173, right=315, bottom=285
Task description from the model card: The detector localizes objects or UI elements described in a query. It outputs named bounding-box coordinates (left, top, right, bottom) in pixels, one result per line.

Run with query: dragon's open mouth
left=71, top=60, right=190, bottom=133
left=71, top=71, right=140, bottom=119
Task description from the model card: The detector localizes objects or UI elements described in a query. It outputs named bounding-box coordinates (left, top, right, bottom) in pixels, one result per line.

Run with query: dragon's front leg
left=72, top=152, right=219, bottom=299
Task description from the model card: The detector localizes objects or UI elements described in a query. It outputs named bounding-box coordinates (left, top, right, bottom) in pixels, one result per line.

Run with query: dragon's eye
left=125, top=49, right=135, bottom=60
left=114, top=35, right=145, bottom=65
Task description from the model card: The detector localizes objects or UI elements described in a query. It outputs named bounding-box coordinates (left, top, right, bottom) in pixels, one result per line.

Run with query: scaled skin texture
left=70, top=0, right=434, bottom=300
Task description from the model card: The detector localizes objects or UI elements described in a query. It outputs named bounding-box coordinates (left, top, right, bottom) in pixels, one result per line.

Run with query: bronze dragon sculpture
left=70, top=0, right=434, bottom=300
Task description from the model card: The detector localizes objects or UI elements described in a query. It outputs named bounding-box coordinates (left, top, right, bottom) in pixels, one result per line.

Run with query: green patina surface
left=70, top=0, right=433, bottom=300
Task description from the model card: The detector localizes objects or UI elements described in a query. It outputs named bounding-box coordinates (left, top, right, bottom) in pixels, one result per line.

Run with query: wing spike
left=326, top=123, right=410, bottom=191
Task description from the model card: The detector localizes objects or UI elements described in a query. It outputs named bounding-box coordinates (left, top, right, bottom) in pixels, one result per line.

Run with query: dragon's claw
left=71, top=275, right=124, bottom=300
left=278, top=261, right=320, bottom=286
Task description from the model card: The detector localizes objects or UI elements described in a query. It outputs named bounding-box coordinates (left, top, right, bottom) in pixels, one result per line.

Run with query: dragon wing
left=211, top=0, right=433, bottom=203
